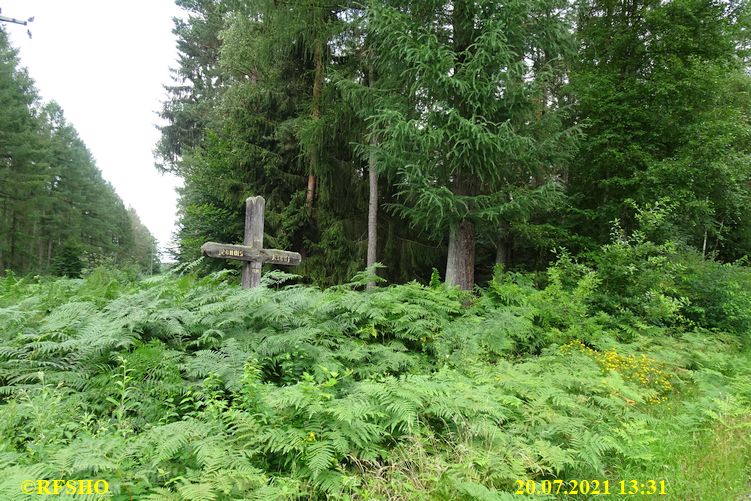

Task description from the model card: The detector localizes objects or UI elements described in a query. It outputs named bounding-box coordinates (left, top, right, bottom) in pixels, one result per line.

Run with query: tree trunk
left=714, top=219, right=725, bottom=255
left=495, top=221, right=511, bottom=269
left=445, top=219, right=475, bottom=290
left=0, top=197, right=6, bottom=273
left=366, top=135, right=378, bottom=290
left=305, top=174, right=316, bottom=211
left=366, top=61, right=378, bottom=290
left=36, top=220, right=43, bottom=270
left=9, top=210, right=17, bottom=270
left=444, top=0, right=476, bottom=291
left=495, top=237, right=511, bottom=269
left=306, top=41, right=324, bottom=211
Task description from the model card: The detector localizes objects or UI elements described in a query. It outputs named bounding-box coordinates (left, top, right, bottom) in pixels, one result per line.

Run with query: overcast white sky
left=4, top=0, right=183, bottom=257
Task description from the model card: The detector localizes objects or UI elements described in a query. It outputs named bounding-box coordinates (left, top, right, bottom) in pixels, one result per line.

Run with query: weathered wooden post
left=243, top=196, right=264, bottom=288
left=201, top=196, right=302, bottom=288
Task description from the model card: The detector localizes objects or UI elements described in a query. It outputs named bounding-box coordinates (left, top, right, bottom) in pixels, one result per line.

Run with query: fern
left=0, top=269, right=748, bottom=499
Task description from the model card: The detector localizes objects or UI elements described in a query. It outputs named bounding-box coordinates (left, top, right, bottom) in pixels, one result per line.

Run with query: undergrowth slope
left=0, top=247, right=749, bottom=500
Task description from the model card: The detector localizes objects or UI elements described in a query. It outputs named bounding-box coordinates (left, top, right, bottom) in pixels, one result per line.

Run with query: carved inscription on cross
left=201, top=196, right=302, bottom=288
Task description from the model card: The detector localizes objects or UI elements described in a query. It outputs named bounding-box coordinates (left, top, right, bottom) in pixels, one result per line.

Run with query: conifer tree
left=367, top=0, right=578, bottom=289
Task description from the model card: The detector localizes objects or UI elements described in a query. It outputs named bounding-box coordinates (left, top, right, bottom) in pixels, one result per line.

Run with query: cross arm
left=201, top=242, right=302, bottom=266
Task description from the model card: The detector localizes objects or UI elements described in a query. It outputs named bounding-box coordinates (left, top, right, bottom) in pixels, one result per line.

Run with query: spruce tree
left=51, top=241, right=83, bottom=278
left=368, top=0, right=578, bottom=289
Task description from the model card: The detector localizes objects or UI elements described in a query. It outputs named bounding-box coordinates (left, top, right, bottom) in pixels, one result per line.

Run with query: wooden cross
left=201, top=196, right=302, bottom=288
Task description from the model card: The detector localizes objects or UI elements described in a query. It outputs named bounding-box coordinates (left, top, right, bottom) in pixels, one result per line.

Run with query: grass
left=610, top=416, right=751, bottom=501
left=609, top=372, right=751, bottom=501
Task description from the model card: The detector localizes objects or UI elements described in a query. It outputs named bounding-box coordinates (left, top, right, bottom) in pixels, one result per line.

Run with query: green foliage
left=0, top=252, right=749, bottom=498
left=51, top=241, right=84, bottom=278
left=569, top=0, right=751, bottom=258
left=4, top=0, right=751, bottom=496
left=368, top=0, right=577, bottom=232
left=585, top=207, right=751, bottom=339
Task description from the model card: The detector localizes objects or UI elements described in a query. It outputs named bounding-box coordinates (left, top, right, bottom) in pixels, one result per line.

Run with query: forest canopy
left=0, top=29, right=158, bottom=276
left=157, top=0, right=751, bottom=289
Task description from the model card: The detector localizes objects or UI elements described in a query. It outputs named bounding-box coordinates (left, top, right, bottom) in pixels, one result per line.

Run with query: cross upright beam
left=243, top=196, right=264, bottom=288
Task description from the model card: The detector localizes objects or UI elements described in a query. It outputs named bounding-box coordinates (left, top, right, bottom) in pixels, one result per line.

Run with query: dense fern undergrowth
left=1, top=241, right=750, bottom=500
